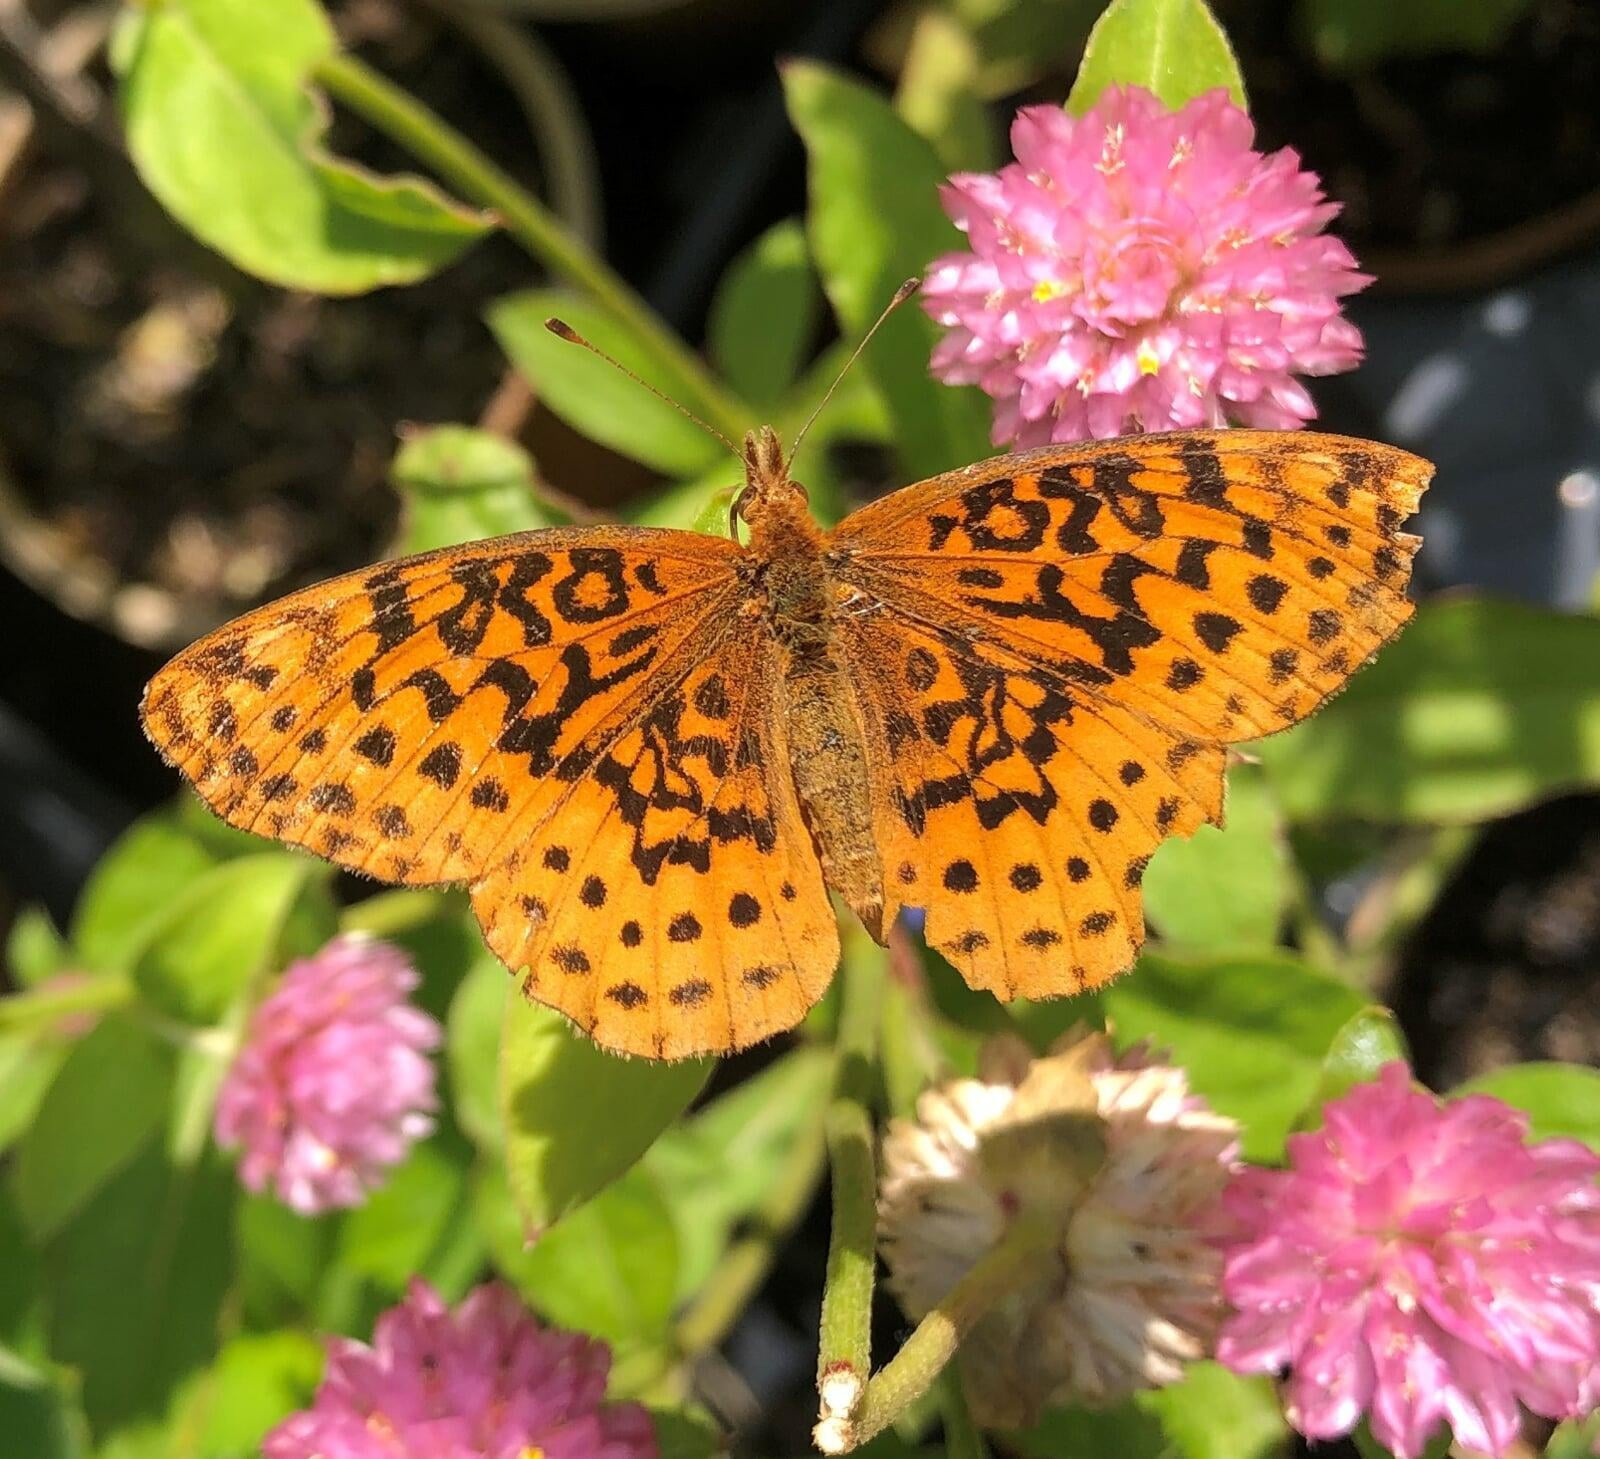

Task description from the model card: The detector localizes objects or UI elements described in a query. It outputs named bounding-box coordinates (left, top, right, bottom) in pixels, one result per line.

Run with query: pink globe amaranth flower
left=264, top=1279, right=657, bottom=1459
left=922, top=86, right=1368, bottom=446
left=214, top=933, right=440, bottom=1214
left=1216, top=1062, right=1600, bottom=1459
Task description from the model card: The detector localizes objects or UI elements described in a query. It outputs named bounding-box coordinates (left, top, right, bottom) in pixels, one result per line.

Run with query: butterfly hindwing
left=832, top=429, right=1430, bottom=995
left=471, top=626, right=837, bottom=1058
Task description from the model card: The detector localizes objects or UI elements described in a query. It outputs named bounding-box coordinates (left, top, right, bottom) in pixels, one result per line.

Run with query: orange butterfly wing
left=471, top=622, right=838, bottom=1059
left=829, top=429, right=1431, bottom=996
left=143, top=527, right=838, bottom=1057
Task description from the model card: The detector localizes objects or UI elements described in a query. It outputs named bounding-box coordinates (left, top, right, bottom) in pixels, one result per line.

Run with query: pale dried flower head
left=878, top=1027, right=1237, bottom=1425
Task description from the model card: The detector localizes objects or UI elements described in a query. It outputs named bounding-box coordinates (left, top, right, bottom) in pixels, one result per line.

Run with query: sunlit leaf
left=1143, top=1362, right=1288, bottom=1459
left=475, top=1162, right=679, bottom=1345
left=489, top=291, right=733, bottom=476
left=1104, top=951, right=1364, bottom=1161
left=11, top=1019, right=173, bottom=1241
left=709, top=219, right=820, bottom=409
left=130, top=853, right=330, bottom=1024
left=446, top=953, right=507, bottom=1151
left=1257, top=600, right=1600, bottom=824
left=1297, top=1005, right=1408, bottom=1128
left=647, top=1046, right=831, bottom=1296
left=500, top=996, right=712, bottom=1233
left=5, top=909, right=70, bottom=989
left=1455, top=1063, right=1600, bottom=1150
left=392, top=424, right=562, bottom=555
left=70, top=812, right=215, bottom=974
left=116, top=0, right=489, bottom=292
left=1067, top=0, right=1246, bottom=114
left=1143, top=763, right=1290, bottom=951
left=783, top=61, right=994, bottom=482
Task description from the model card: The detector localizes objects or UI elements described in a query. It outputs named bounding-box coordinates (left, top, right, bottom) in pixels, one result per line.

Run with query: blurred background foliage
left=0, top=0, right=1598, bottom=1455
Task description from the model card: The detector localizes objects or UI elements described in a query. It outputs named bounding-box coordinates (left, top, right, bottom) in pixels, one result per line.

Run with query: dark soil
left=1391, top=793, right=1600, bottom=1089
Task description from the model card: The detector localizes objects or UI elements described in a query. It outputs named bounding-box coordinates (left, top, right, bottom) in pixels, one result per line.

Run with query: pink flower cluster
left=265, top=1280, right=657, bottom=1459
left=1217, top=1063, right=1600, bottom=1459
left=923, top=86, right=1367, bottom=445
left=214, top=934, right=440, bottom=1214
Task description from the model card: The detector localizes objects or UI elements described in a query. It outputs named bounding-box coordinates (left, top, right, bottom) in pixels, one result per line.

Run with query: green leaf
left=11, top=1018, right=173, bottom=1241
left=1297, top=0, right=1534, bottom=71
left=42, top=1146, right=236, bottom=1433
left=782, top=61, right=994, bottom=482
left=70, top=811, right=216, bottom=974
left=1299, top=1005, right=1407, bottom=1125
left=628, top=464, right=743, bottom=533
left=957, top=0, right=1102, bottom=97
left=130, top=853, right=328, bottom=1024
left=236, top=1192, right=331, bottom=1327
left=1143, top=763, right=1289, bottom=951
left=1104, top=951, right=1364, bottom=1161
left=6, top=908, right=69, bottom=989
left=1142, top=1362, right=1288, bottom=1459
left=0, top=1035, right=70, bottom=1157
left=1256, top=600, right=1600, bottom=824
left=447, top=953, right=507, bottom=1150
left=475, top=1162, right=679, bottom=1345
left=896, top=9, right=998, bottom=171
left=0, top=1188, right=43, bottom=1353
left=171, top=1329, right=322, bottom=1456
left=1009, top=1397, right=1167, bottom=1459
left=649, top=1406, right=725, bottom=1459
left=0, top=1355, right=83, bottom=1459
left=488, top=290, right=733, bottom=476
left=646, top=1046, right=831, bottom=1296
left=708, top=220, right=820, bottom=409
left=1455, top=1063, right=1600, bottom=1149
left=500, top=995, right=712, bottom=1233
left=1067, top=0, right=1246, bottom=114
left=1548, top=1416, right=1600, bottom=1459
left=392, top=424, right=562, bottom=555
left=116, top=0, right=489, bottom=292
left=334, top=1133, right=474, bottom=1293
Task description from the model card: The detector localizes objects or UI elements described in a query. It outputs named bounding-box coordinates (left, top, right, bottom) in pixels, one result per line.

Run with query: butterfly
left=142, top=421, right=1430, bottom=1060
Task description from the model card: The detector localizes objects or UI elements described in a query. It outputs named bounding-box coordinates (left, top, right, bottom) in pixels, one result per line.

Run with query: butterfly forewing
left=143, top=529, right=742, bottom=887
left=830, top=430, right=1430, bottom=994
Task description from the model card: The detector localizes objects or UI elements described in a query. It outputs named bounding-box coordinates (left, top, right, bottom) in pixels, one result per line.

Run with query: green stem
left=816, top=925, right=888, bottom=1419
left=0, top=973, right=133, bottom=1032
left=938, top=1371, right=990, bottom=1459
left=312, top=53, right=749, bottom=441
left=672, top=1107, right=829, bottom=1359
left=818, top=1215, right=1057, bottom=1454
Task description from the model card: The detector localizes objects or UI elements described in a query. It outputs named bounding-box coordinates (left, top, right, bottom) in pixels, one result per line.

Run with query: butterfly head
left=732, top=425, right=809, bottom=535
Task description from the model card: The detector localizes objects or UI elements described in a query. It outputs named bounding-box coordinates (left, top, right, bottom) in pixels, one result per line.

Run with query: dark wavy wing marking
left=471, top=622, right=839, bottom=1059
left=141, top=527, right=742, bottom=887
left=836, top=607, right=1222, bottom=1000
left=829, top=428, right=1430, bottom=1000
left=834, top=429, right=1430, bottom=744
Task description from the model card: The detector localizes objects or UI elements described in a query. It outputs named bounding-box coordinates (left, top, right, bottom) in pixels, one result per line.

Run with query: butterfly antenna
left=543, top=319, right=741, bottom=457
left=787, top=276, right=921, bottom=463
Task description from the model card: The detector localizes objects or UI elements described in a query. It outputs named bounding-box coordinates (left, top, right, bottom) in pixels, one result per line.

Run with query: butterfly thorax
left=736, top=435, right=887, bottom=943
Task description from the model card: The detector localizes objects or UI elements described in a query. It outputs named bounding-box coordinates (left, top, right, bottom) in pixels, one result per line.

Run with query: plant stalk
left=672, top=1107, right=829, bottom=1359
left=312, top=52, right=749, bottom=442
left=817, top=1214, right=1058, bottom=1453
left=816, top=924, right=888, bottom=1424
left=0, top=972, right=133, bottom=1032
